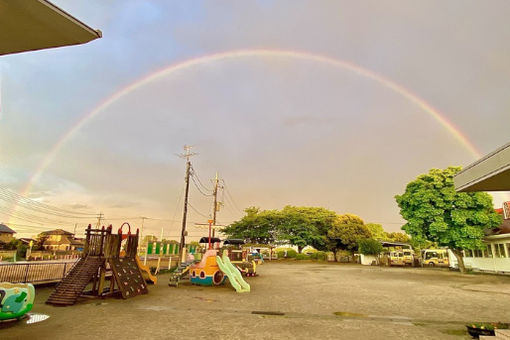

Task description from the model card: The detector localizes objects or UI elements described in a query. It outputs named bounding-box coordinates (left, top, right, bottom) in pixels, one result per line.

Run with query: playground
left=2, top=262, right=510, bottom=339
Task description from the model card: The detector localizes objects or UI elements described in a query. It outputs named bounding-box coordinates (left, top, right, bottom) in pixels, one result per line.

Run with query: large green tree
left=278, top=206, right=338, bottom=252
left=395, top=166, right=502, bottom=273
left=327, top=214, right=371, bottom=260
left=222, top=207, right=282, bottom=244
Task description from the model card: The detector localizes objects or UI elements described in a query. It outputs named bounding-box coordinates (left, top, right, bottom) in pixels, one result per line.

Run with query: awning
left=0, top=0, right=101, bottom=56
left=454, top=142, right=510, bottom=192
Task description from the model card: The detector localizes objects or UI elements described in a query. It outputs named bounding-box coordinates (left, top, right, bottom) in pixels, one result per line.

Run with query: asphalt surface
left=2, top=261, right=510, bottom=339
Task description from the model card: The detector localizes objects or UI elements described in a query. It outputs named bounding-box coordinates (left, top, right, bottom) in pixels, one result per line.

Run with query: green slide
left=216, top=255, right=250, bottom=293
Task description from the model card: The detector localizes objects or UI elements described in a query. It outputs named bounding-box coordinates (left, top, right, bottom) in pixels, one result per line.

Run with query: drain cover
left=252, top=311, right=285, bottom=316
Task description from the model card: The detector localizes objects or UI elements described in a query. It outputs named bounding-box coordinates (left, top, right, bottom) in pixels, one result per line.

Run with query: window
left=464, top=250, right=472, bottom=258
left=506, top=244, right=510, bottom=258
left=499, top=244, right=507, bottom=258
left=495, top=244, right=501, bottom=258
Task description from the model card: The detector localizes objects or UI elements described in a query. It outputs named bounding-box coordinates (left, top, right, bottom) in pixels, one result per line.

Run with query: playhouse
left=46, top=223, right=148, bottom=306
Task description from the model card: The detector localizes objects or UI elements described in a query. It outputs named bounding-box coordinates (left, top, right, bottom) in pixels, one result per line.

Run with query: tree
left=222, top=207, right=282, bottom=244
left=385, top=232, right=410, bottom=243
left=395, top=166, right=502, bottom=273
left=278, top=206, right=338, bottom=252
left=142, top=235, right=158, bottom=244
left=365, top=223, right=386, bottom=240
left=358, top=238, right=383, bottom=255
left=327, top=214, right=371, bottom=260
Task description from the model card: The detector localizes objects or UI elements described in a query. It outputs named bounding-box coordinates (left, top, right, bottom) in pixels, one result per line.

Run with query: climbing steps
left=46, top=256, right=104, bottom=306
left=109, top=257, right=148, bottom=298
left=168, top=263, right=190, bottom=287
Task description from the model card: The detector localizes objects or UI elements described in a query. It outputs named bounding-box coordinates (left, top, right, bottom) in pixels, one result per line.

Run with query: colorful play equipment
left=223, top=239, right=257, bottom=277
left=46, top=223, right=148, bottom=306
left=0, top=283, right=35, bottom=321
left=135, top=256, right=157, bottom=284
left=169, top=236, right=250, bottom=293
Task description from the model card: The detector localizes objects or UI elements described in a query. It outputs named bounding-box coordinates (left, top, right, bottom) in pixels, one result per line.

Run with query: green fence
left=145, top=243, right=197, bottom=255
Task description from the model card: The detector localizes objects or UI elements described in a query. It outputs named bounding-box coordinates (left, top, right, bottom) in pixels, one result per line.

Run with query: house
left=0, top=223, right=16, bottom=245
left=40, top=229, right=84, bottom=251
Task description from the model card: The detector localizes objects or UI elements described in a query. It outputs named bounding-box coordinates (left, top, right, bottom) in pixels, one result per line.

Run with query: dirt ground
left=2, top=261, right=510, bottom=339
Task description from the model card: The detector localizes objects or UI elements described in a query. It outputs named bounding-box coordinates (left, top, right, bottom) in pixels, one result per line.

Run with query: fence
left=0, top=260, right=78, bottom=284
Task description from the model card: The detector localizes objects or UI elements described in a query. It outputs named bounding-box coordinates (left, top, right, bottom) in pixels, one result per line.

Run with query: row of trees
left=223, top=206, right=408, bottom=259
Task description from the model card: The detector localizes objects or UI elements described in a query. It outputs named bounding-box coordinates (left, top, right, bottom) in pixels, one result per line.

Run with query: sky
left=1, top=0, right=510, bottom=240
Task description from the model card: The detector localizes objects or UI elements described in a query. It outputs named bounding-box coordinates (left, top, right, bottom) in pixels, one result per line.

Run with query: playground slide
left=136, top=256, right=157, bottom=284
left=216, top=255, right=250, bottom=293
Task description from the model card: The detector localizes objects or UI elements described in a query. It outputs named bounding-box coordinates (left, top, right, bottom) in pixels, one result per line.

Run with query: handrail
left=0, top=260, right=79, bottom=284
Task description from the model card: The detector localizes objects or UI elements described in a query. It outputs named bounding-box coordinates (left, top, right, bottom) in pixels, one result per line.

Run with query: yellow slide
left=136, top=256, right=158, bottom=284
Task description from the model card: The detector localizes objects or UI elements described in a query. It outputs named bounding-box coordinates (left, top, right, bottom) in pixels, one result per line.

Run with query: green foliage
left=365, top=223, right=386, bottom=240
left=358, top=238, right=383, bottom=255
left=395, top=166, right=501, bottom=251
left=278, top=206, right=338, bottom=252
left=223, top=206, right=338, bottom=250
left=310, top=251, right=328, bottom=261
left=142, top=235, right=158, bottom=244
left=222, top=207, right=281, bottom=244
left=385, top=232, right=410, bottom=243
left=295, top=253, right=308, bottom=260
left=327, top=214, right=371, bottom=253
left=286, top=249, right=297, bottom=258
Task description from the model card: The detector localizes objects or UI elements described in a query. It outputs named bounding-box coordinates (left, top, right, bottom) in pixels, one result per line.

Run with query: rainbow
left=10, top=49, right=488, bottom=223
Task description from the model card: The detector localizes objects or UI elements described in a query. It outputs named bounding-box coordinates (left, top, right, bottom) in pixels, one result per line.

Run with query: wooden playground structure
left=46, top=223, right=148, bottom=306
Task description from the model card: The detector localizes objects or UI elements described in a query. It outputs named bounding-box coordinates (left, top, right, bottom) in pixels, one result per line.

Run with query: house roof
left=0, top=224, right=16, bottom=234
left=70, top=238, right=84, bottom=246
left=40, top=229, right=74, bottom=236
left=0, top=0, right=102, bottom=56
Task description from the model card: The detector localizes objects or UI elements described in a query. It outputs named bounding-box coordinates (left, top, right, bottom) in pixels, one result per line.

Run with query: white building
left=454, top=142, right=510, bottom=274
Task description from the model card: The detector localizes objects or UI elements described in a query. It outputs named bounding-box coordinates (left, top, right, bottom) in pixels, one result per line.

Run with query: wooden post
left=98, top=266, right=106, bottom=296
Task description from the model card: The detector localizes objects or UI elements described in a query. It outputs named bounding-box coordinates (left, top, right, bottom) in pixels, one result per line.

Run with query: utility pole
left=178, top=145, right=196, bottom=264
left=212, top=172, right=221, bottom=237
left=96, top=212, right=103, bottom=228
left=139, top=217, right=146, bottom=257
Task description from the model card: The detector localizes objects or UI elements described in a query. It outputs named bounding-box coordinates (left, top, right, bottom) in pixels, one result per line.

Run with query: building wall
left=455, top=236, right=510, bottom=274
left=0, top=233, right=14, bottom=243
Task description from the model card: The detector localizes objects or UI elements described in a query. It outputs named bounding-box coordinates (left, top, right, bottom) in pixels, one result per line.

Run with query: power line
left=190, top=174, right=213, bottom=197
left=188, top=202, right=210, bottom=219
left=0, top=185, right=99, bottom=217
left=222, top=180, right=243, bottom=214
left=189, top=165, right=213, bottom=192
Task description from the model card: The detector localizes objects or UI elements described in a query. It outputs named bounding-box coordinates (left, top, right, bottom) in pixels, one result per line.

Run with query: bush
left=276, top=250, right=286, bottom=259
left=295, top=253, right=308, bottom=260
left=358, top=239, right=383, bottom=255
left=316, top=251, right=327, bottom=261
left=286, top=249, right=297, bottom=258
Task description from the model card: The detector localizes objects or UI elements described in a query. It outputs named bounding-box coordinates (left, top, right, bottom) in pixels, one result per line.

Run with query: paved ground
left=2, top=261, right=510, bottom=339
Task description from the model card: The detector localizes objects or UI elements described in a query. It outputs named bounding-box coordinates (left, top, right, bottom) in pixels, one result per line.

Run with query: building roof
left=40, top=229, right=74, bottom=236
left=486, top=219, right=510, bottom=236
left=0, top=0, right=101, bottom=56
left=0, top=224, right=16, bottom=234
left=70, top=238, right=84, bottom=246
left=454, top=141, right=510, bottom=192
